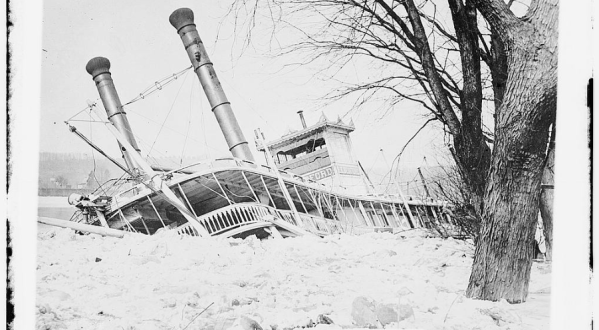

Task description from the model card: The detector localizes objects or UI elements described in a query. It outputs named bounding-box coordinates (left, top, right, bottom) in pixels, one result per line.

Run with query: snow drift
left=36, top=228, right=551, bottom=330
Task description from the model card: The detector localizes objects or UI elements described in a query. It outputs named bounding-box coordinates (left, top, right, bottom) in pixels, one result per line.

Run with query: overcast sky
left=7, top=1, right=594, bottom=327
left=37, top=0, right=453, bottom=182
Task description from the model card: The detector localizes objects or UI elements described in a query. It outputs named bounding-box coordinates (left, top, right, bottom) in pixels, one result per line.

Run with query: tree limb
left=403, top=0, right=461, bottom=134
left=470, top=0, right=522, bottom=43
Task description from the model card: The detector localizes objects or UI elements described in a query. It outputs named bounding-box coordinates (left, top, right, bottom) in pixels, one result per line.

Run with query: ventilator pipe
left=86, top=57, right=142, bottom=173
left=169, top=8, right=254, bottom=162
left=297, top=110, right=307, bottom=129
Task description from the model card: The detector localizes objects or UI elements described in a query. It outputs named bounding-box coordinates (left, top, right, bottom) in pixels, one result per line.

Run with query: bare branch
left=383, top=117, right=437, bottom=191
left=403, top=0, right=461, bottom=134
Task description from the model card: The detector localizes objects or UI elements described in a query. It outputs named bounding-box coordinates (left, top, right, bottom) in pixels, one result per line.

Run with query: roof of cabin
left=258, top=112, right=355, bottom=151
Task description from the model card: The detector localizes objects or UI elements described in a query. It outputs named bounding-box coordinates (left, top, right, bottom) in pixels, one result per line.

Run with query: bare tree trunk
left=467, top=106, right=554, bottom=302
left=488, top=29, right=508, bottom=111
left=467, top=79, right=556, bottom=302
left=466, top=0, right=558, bottom=303
left=448, top=0, right=491, bottom=217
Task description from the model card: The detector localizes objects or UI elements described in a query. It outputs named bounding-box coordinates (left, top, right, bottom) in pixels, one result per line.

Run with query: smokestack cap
left=169, top=8, right=195, bottom=32
left=86, top=57, right=111, bottom=79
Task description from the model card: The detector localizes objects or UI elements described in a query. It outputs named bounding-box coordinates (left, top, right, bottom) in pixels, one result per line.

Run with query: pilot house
left=258, top=111, right=370, bottom=195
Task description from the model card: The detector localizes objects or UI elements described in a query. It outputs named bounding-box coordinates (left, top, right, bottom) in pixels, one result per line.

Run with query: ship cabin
left=259, top=111, right=370, bottom=195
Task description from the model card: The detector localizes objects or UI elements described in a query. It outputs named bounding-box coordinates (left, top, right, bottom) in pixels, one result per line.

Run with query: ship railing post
left=177, top=183, right=199, bottom=217
left=241, top=171, right=260, bottom=203
left=259, top=175, right=276, bottom=208
left=414, top=205, right=425, bottom=228
left=323, top=194, right=339, bottom=221
left=307, top=188, right=325, bottom=218
left=96, top=211, right=109, bottom=228
left=334, top=195, right=349, bottom=232
left=293, top=185, right=309, bottom=214
left=378, top=201, right=392, bottom=227
left=395, top=181, right=417, bottom=228
left=347, top=199, right=360, bottom=234
left=394, top=202, right=407, bottom=227
left=118, top=209, right=138, bottom=233
left=211, top=173, right=233, bottom=205
left=254, top=128, right=303, bottom=228
left=369, top=201, right=383, bottom=227
left=388, top=202, right=401, bottom=228
left=140, top=217, right=151, bottom=235
left=357, top=201, right=372, bottom=227
left=146, top=196, right=167, bottom=229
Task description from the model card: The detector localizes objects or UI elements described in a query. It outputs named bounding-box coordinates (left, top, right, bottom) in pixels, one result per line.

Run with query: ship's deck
left=88, top=158, right=454, bottom=238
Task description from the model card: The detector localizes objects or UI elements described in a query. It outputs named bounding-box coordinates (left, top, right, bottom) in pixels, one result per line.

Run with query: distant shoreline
left=38, top=195, right=76, bottom=221
left=38, top=188, right=95, bottom=197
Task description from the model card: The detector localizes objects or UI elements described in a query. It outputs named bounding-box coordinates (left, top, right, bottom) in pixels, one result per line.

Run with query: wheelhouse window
left=272, top=138, right=327, bottom=165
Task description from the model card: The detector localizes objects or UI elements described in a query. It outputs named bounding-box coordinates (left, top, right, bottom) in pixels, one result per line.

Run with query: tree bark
left=448, top=0, right=491, bottom=216
left=488, top=29, right=508, bottom=111
left=466, top=0, right=558, bottom=303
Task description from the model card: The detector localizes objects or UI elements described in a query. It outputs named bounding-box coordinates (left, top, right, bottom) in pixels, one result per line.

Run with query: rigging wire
left=88, top=109, right=110, bottom=195
left=88, top=83, right=197, bottom=168
left=366, top=150, right=381, bottom=176
left=179, top=77, right=194, bottom=166
left=133, top=132, right=182, bottom=168
left=88, top=106, right=184, bottom=171
left=127, top=109, right=222, bottom=165
left=66, top=65, right=233, bottom=175
left=218, top=73, right=275, bottom=131
left=147, top=69, right=191, bottom=157
left=197, top=177, right=230, bottom=202
left=208, top=175, right=259, bottom=203
left=66, top=119, right=109, bottom=123
left=198, top=79, right=212, bottom=160
left=69, top=64, right=246, bottom=173
left=122, top=67, right=221, bottom=163
left=122, top=66, right=192, bottom=106
left=67, top=98, right=100, bottom=122
left=124, top=107, right=205, bottom=146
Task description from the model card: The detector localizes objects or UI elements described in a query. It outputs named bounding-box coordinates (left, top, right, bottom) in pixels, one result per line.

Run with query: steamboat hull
left=77, top=158, right=452, bottom=239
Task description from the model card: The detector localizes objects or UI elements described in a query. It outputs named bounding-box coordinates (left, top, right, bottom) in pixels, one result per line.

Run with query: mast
left=169, top=8, right=255, bottom=162
left=417, top=167, right=431, bottom=199
left=85, top=57, right=143, bottom=175
left=66, top=123, right=132, bottom=175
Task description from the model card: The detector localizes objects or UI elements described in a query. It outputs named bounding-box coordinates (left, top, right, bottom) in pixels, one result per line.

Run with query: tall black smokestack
left=86, top=57, right=142, bottom=173
left=169, top=8, right=254, bottom=162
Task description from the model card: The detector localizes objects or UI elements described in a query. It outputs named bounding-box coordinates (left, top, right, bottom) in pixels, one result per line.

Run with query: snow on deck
left=36, top=229, right=551, bottom=330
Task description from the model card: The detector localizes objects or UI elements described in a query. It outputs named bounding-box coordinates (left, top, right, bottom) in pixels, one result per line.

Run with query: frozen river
left=36, top=228, right=551, bottom=330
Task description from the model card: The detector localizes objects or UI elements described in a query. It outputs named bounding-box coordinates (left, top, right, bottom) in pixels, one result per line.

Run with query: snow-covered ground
left=36, top=228, right=551, bottom=330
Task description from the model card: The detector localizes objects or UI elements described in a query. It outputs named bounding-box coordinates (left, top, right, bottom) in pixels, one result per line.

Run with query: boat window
left=273, top=138, right=327, bottom=163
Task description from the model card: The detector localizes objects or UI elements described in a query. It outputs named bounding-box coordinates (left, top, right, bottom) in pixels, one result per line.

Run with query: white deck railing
left=175, top=202, right=346, bottom=237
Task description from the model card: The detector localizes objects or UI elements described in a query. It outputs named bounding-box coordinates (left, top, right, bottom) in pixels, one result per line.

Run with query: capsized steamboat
left=40, top=8, right=455, bottom=239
